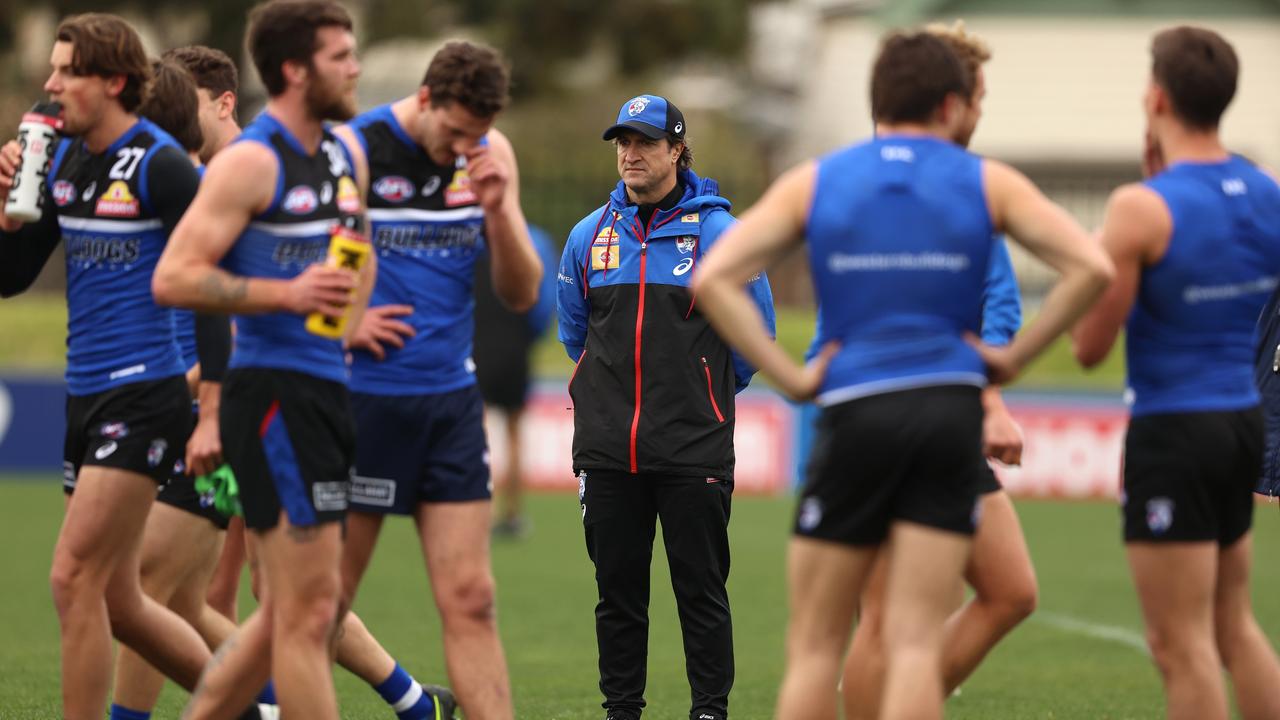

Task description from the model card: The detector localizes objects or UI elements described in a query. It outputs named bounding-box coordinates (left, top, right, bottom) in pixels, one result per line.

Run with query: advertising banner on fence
left=0, top=376, right=66, bottom=471
left=2, top=375, right=1132, bottom=499
left=998, top=397, right=1128, bottom=499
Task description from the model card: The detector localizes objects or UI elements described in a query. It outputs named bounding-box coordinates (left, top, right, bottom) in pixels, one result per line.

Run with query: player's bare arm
left=975, top=159, right=1114, bottom=382
left=693, top=161, right=836, bottom=401
left=154, top=141, right=355, bottom=317
left=186, top=380, right=223, bottom=477
left=1070, top=183, right=1170, bottom=368
left=474, top=129, right=541, bottom=312
left=981, top=385, right=1023, bottom=465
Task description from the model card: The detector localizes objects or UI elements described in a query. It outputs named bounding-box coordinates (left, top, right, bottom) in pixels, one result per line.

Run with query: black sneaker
left=492, top=515, right=531, bottom=539
left=424, top=684, right=459, bottom=720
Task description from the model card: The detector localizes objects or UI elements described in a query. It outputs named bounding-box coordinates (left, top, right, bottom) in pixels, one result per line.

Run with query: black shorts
left=977, top=462, right=1002, bottom=495
left=157, top=466, right=232, bottom=531
left=349, top=385, right=491, bottom=513
left=796, top=385, right=986, bottom=545
left=221, top=368, right=355, bottom=531
left=1122, top=408, right=1261, bottom=545
left=63, top=376, right=192, bottom=493
left=474, top=342, right=532, bottom=411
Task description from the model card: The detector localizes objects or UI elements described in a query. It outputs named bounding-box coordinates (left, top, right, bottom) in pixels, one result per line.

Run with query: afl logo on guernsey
left=95, top=180, right=140, bottom=217
left=53, top=180, right=76, bottom=207
left=373, top=176, right=414, bottom=203
left=282, top=185, right=319, bottom=215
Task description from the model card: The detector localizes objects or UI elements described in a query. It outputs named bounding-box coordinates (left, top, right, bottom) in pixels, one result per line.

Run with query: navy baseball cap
left=602, top=94, right=686, bottom=141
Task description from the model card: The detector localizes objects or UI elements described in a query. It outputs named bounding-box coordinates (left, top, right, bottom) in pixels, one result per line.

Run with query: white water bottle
left=5, top=101, right=63, bottom=223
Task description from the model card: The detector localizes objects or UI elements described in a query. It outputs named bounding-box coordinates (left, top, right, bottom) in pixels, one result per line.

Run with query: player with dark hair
left=0, top=13, right=237, bottom=720
left=152, top=2, right=372, bottom=717
left=841, top=21, right=1040, bottom=719
left=693, top=30, right=1111, bottom=720
left=107, top=56, right=247, bottom=720
left=1072, top=25, right=1280, bottom=720
left=161, top=44, right=250, bottom=623
left=335, top=39, right=540, bottom=720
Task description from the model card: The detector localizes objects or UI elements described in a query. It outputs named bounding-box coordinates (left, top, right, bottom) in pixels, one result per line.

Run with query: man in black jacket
left=556, top=94, right=775, bottom=720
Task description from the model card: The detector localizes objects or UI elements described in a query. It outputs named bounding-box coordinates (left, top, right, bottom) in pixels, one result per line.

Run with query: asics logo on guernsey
left=673, top=257, right=694, bottom=276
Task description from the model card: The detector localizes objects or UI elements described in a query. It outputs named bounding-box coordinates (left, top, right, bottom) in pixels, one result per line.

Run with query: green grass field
left=2, top=477, right=1278, bottom=719
left=0, top=293, right=1128, bottom=392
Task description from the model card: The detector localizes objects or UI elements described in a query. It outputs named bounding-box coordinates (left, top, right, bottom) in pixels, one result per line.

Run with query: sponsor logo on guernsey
left=337, top=176, right=361, bottom=214
left=282, top=185, right=319, bottom=215
left=444, top=167, right=477, bottom=207
left=1146, top=497, right=1174, bottom=535
left=680, top=212, right=699, bottom=223
left=373, top=175, right=415, bottom=203
left=100, top=421, right=129, bottom=440
left=421, top=175, right=442, bottom=197
left=673, top=257, right=694, bottom=276
left=52, top=180, right=76, bottom=207
left=95, top=180, right=140, bottom=217
left=627, top=96, right=649, bottom=116
left=350, top=476, right=395, bottom=507
left=147, top=439, right=167, bottom=468
left=319, top=181, right=334, bottom=205
left=591, top=226, right=621, bottom=271
left=1222, top=178, right=1247, bottom=196
left=313, top=481, right=350, bottom=512
left=676, top=236, right=696, bottom=254
left=81, top=181, right=97, bottom=202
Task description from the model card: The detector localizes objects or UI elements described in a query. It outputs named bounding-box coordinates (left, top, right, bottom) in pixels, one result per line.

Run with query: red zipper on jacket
left=623, top=205, right=688, bottom=473
left=701, top=356, right=725, bottom=423
left=629, top=238, right=648, bottom=473
left=627, top=208, right=666, bottom=474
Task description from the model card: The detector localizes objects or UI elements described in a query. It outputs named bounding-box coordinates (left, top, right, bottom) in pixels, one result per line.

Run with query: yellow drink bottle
left=305, top=225, right=371, bottom=338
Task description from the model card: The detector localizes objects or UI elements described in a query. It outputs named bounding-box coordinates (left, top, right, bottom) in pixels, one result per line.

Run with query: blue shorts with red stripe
left=349, top=384, right=491, bottom=514
left=221, top=368, right=355, bottom=530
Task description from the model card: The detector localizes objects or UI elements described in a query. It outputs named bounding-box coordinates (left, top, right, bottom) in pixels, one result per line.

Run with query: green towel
left=194, top=464, right=242, bottom=518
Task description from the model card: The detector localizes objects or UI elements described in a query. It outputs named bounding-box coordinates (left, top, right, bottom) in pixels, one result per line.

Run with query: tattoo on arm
left=199, top=270, right=249, bottom=308
left=181, top=631, right=239, bottom=719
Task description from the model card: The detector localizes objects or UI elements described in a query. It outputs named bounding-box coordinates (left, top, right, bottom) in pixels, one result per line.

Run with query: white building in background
left=750, top=0, right=1280, bottom=289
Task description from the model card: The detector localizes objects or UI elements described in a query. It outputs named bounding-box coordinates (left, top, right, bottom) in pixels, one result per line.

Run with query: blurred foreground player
left=693, top=31, right=1111, bottom=720
left=841, top=21, right=1039, bottom=719
left=152, top=2, right=373, bottom=718
left=0, top=14, right=235, bottom=720
left=1072, top=26, right=1280, bottom=720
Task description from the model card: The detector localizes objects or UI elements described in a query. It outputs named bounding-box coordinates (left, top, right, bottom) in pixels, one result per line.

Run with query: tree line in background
left=17, top=0, right=754, bottom=96
left=0, top=0, right=791, bottom=298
